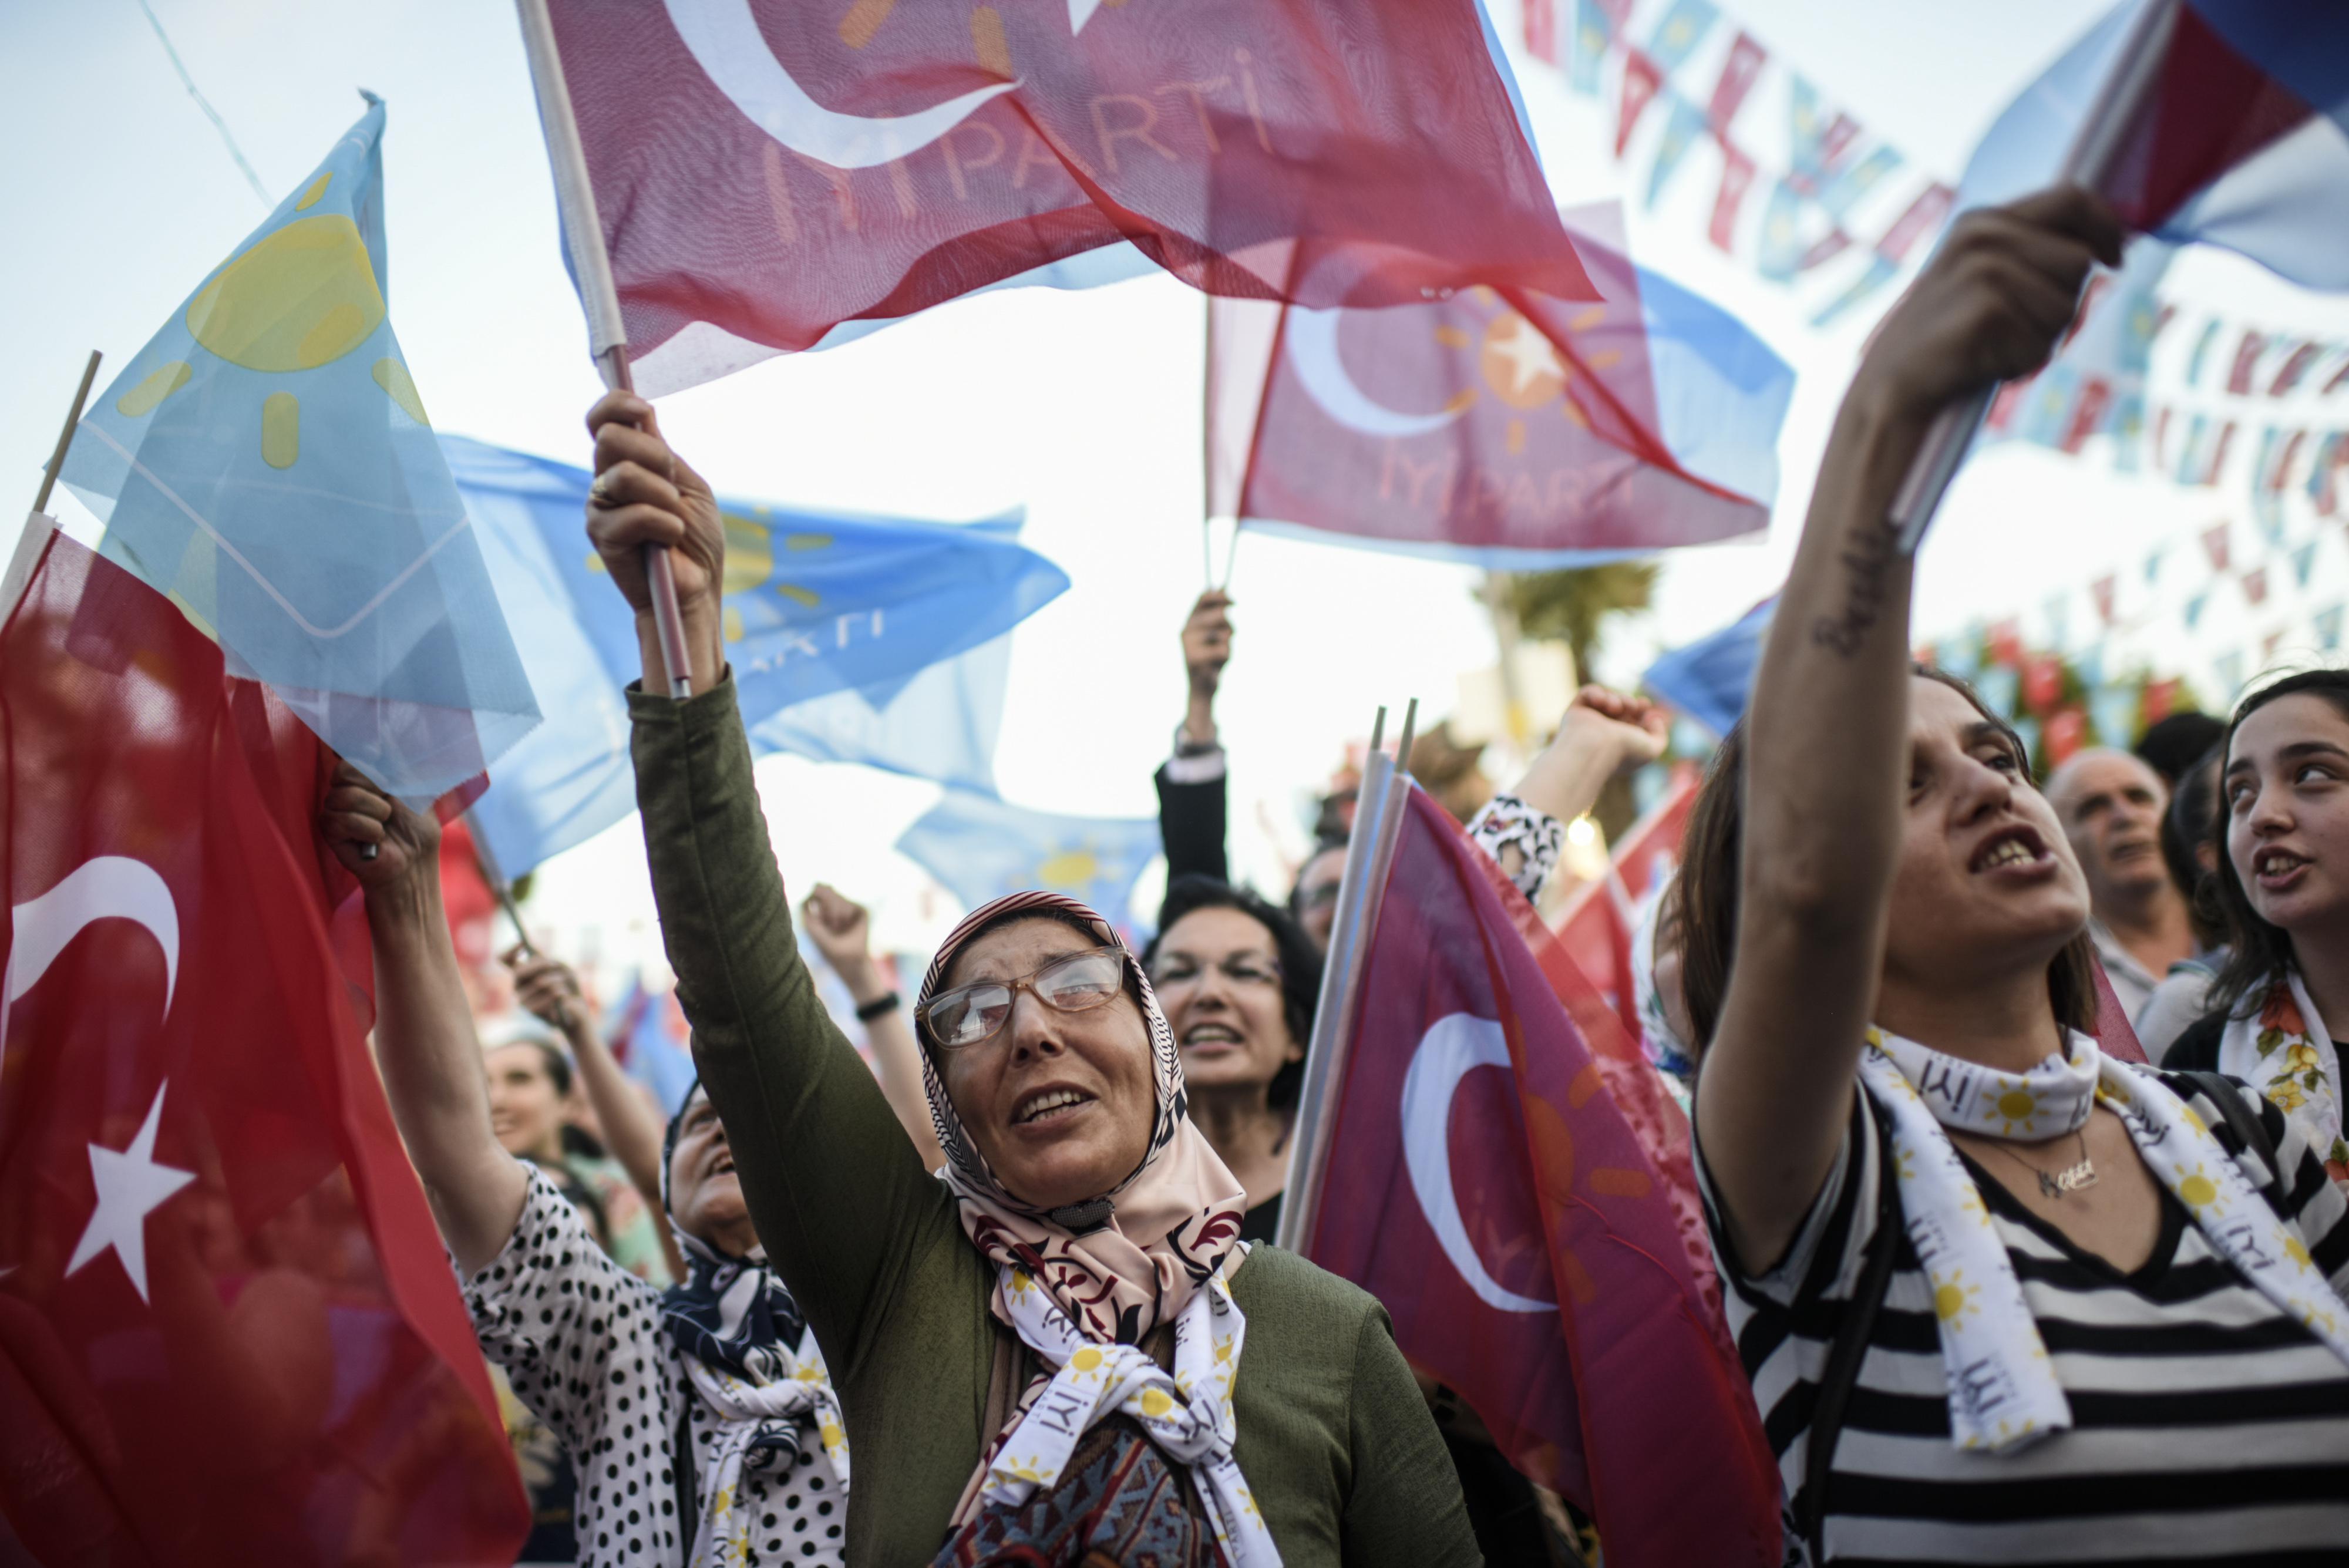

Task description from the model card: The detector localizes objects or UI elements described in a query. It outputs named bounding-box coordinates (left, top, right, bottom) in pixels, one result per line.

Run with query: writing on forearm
left=1809, top=523, right=1893, bottom=658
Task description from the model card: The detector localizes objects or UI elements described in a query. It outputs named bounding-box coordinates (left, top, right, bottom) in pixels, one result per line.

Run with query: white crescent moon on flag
left=1284, top=305, right=1465, bottom=440
left=663, top=0, right=1019, bottom=170
left=0, top=856, right=180, bottom=1059
left=1400, top=1012, right=1557, bottom=1315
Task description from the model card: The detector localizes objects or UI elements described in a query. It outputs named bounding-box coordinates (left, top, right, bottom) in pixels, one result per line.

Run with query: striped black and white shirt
left=1696, top=1071, right=2349, bottom=1566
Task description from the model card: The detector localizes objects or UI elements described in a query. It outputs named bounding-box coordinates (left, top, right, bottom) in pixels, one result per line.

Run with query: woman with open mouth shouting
left=580, top=392, right=1478, bottom=1566
left=1680, top=185, right=2349, bottom=1567
left=2166, top=670, right=2349, bottom=1186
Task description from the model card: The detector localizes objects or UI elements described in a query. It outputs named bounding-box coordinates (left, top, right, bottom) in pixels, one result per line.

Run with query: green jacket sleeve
left=628, top=676, right=951, bottom=1375
left=1341, top=1304, right=1486, bottom=1566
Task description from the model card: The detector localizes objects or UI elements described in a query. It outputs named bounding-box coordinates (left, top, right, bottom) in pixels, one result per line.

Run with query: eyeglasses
left=1145, top=955, right=1283, bottom=992
left=917, top=946, right=1129, bottom=1051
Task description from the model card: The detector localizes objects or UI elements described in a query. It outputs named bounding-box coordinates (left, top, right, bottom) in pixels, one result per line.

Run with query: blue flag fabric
left=896, top=792, right=1162, bottom=931
left=1642, top=596, right=1776, bottom=736
left=444, top=435, right=1065, bottom=873
left=611, top=978, right=699, bottom=1119
left=60, top=98, right=537, bottom=803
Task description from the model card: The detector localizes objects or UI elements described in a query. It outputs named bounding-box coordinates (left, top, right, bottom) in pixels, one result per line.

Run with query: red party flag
left=1554, top=773, right=1697, bottom=1044
left=0, top=521, right=526, bottom=1565
left=546, top=0, right=1596, bottom=394
left=2202, top=521, right=2233, bottom=573
left=1206, top=204, right=1786, bottom=560
left=1299, top=786, right=1778, bottom=1567
left=2046, top=705, right=2089, bottom=767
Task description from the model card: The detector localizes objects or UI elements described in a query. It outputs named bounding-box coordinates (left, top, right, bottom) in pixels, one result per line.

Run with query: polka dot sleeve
left=462, top=1163, right=675, bottom=1467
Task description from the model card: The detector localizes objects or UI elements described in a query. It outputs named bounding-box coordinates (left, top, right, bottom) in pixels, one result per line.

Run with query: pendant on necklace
left=2038, top=1157, right=2099, bottom=1199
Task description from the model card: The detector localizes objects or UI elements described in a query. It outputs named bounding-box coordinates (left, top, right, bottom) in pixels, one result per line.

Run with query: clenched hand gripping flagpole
left=514, top=0, right=696, bottom=701
left=1887, top=0, right=2180, bottom=554
left=1277, top=698, right=1417, bottom=1254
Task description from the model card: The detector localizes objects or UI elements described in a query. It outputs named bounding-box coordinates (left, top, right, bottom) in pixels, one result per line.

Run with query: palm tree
left=1496, top=562, right=1660, bottom=839
left=1499, top=561, right=1659, bottom=688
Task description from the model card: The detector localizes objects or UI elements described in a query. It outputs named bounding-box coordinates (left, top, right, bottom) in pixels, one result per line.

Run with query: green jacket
left=631, top=678, right=1482, bottom=1566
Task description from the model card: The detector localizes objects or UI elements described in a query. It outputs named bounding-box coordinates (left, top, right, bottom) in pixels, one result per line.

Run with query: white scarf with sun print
left=1859, top=1027, right=2349, bottom=1453
left=2217, top=970, right=2349, bottom=1180
left=976, top=1258, right=1277, bottom=1567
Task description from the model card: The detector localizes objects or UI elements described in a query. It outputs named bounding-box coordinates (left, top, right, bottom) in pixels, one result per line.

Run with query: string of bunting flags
left=1981, top=235, right=2349, bottom=516
left=1520, top=0, right=1955, bottom=329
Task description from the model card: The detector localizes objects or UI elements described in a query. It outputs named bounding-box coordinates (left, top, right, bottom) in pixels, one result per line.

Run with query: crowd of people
left=311, top=186, right=2349, bottom=1567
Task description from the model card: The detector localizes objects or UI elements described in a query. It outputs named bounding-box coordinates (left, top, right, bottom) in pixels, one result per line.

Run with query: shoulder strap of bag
left=2185, top=1069, right=2290, bottom=1217
left=1801, top=1099, right=1900, bottom=1564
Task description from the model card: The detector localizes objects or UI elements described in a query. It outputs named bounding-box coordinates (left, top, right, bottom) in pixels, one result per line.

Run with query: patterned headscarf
left=916, top=891, right=1248, bottom=1345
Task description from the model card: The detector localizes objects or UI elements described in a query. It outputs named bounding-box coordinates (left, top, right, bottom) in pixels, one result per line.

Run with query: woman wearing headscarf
left=2165, top=671, right=2349, bottom=1182
left=322, top=772, right=852, bottom=1568
left=1684, top=186, right=2349, bottom=1565
left=581, top=391, right=1479, bottom=1565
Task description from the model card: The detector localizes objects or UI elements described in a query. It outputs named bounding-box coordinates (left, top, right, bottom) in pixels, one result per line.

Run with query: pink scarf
left=916, top=891, right=1247, bottom=1345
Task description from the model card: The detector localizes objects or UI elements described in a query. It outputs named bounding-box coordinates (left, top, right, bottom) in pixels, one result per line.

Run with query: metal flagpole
left=1886, top=0, right=2180, bottom=555
left=513, top=0, right=695, bottom=700
left=1277, top=699, right=1418, bottom=1254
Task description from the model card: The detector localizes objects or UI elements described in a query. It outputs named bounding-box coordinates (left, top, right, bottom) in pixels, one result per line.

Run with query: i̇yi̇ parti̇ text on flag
left=0, top=518, right=526, bottom=1564
left=1207, top=202, right=1792, bottom=565
left=442, top=434, right=1066, bottom=875
left=59, top=97, right=538, bottom=806
left=542, top=0, right=1598, bottom=395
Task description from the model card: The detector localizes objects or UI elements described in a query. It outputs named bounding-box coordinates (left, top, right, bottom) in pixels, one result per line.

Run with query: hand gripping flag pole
left=514, top=0, right=696, bottom=700
left=1887, top=0, right=2179, bottom=555
left=1277, top=698, right=1416, bottom=1254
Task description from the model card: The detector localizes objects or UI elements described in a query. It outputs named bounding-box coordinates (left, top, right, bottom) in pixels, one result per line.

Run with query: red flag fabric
left=549, top=0, right=1595, bottom=394
left=0, top=524, right=524, bottom=1564
left=1303, top=788, right=1778, bottom=1566
left=1554, top=775, right=1698, bottom=1041
left=1206, top=205, right=1776, bottom=558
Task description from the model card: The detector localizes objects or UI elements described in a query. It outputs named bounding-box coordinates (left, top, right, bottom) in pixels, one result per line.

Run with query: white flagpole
left=1277, top=699, right=1419, bottom=1255
left=513, top=0, right=696, bottom=701
left=1887, top=0, right=2181, bottom=554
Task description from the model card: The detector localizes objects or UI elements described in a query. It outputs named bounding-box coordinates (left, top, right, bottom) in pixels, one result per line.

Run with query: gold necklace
left=1986, top=1128, right=2099, bottom=1200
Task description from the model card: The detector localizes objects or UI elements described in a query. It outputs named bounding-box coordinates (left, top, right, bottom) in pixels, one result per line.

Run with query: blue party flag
left=896, top=792, right=1162, bottom=931
left=443, top=435, right=1065, bottom=873
left=1641, top=595, right=1776, bottom=736
left=610, top=977, right=699, bottom=1119
left=60, top=97, right=537, bottom=803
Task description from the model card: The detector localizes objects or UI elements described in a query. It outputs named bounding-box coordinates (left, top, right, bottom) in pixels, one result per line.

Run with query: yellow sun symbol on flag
left=1428, top=287, right=1623, bottom=456
left=115, top=173, right=426, bottom=467
left=721, top=509, right=832, bottom=643
left=1036, top=842, right=1104, bottom=893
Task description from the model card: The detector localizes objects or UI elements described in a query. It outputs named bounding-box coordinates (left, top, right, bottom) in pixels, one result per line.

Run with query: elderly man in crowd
left=2047, top=747, right=2197, bottom=1019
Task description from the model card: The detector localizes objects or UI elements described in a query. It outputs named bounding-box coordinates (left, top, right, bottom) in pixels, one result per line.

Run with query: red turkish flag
left=0, top=524, right=524, bottom=1564
left=548, top=0, right=1594, bottom=393
left=1554, top=773, right=1698, bottom=1041
left=1206, top=206, right=1769, bottom=558
left=1303, top=788, right=1778, bottom=1567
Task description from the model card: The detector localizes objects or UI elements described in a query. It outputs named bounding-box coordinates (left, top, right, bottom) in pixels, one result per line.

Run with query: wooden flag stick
left=516, top=0, right=694, bottom=700
left=465, top=809, right=537, bottom=958
left=32, top=351, right=102, bottom=517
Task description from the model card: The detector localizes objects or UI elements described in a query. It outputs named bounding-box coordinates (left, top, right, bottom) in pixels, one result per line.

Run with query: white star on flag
left=67, top=1079, right=196, bottom=1303
left=1488, top=315, right=1564, bottom=398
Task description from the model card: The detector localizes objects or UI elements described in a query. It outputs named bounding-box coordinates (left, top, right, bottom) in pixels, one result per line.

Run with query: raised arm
left=507, top=947, right=686, bottom=1281
left=1157, top=589, right=1232, bottom=884
left=320, top=766, right=524, bottom=1275
left=1475, top=685, right=1668, bottom=899
left=583, top=391, right=950, bottom=1361
left=1695, top=189, right=2121, bottom=1269
left=801, top=882, right=947, bottom=1172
